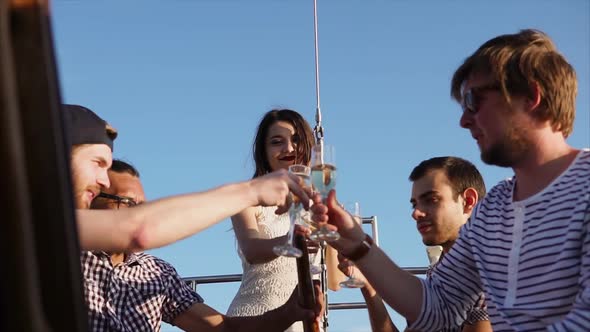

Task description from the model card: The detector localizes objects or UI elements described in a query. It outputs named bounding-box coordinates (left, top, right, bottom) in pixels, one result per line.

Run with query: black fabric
left=62, top=104, right=116, bottom=150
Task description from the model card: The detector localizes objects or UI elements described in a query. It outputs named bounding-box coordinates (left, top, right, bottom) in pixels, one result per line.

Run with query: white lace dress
left=227, top=206, right=303, bottom=332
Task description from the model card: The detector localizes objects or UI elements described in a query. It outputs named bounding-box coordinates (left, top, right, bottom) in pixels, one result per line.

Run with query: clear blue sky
left=52, top=1, right=589, bottom=331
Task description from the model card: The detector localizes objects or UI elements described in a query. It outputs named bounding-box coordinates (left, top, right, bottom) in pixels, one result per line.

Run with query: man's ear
left=462, top=187, right=479, bottom=215
left=527, top=81, right=542, bottom=111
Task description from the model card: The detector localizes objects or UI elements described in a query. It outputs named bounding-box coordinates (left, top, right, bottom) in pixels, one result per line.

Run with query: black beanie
left=62, top=104, right=117, bottom=151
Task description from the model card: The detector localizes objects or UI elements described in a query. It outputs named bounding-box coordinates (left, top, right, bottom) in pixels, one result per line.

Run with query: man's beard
left=481, top=126, right=531, bottom=168
left=73, top=185, right=101, bottom=209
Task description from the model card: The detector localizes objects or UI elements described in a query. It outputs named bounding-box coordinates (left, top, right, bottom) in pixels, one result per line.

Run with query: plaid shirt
left=425, top=253, right=489, bottom=331
left=81, top=251, right=203, bottom=332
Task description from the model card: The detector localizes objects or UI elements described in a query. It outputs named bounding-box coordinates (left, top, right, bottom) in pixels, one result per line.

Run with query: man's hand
left=279, top=283, right=324, bottom=327
left=310, top=190, right=365, bottom=254
left=294, top=224, right=312, bottom=238
left=249, top=169, right=311, bottom=214
left=337, top=254, right=369, bottom=285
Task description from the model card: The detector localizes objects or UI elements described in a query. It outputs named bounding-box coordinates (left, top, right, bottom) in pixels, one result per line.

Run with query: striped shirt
left=81, top=251, right=203, bottom=332
left=425, top=254, right=489, bottom=331
left=410, top=149, right=590, bottom=332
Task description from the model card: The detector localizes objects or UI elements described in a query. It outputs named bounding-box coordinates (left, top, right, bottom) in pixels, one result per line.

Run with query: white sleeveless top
left=227, top=206, right=303, bottom=332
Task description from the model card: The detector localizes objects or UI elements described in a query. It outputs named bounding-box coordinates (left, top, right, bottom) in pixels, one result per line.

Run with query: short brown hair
left=451, top=29, right=577, bottom=137
left=409, top=156, right=486, bottom=200
left=110, top=159, right=140, bottom=178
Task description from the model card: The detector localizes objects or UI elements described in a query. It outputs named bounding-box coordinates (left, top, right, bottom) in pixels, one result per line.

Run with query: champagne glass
left=308, top=241, right=323, bottom=275
left=300, top=209, right=323, bottom=274
left=309, top=143, right=340, bottom=242
left=273, top=164, right=311, bottom=258
left=339, top=202, right=365, bottom=288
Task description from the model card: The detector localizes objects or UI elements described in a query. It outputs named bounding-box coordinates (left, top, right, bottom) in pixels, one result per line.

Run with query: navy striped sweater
left=410, top=149, right=590, bottom=332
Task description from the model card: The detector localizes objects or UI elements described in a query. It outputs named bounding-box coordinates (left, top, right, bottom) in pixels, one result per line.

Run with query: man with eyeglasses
left=64, top=104, right=312, bottom=252
left=65, top=104, right=323, bottom=331
left=84, top=159, right=321, bottom=332
left=95, top=192, right=138, bottom=209
left=311, top=29, right=589, bottom=331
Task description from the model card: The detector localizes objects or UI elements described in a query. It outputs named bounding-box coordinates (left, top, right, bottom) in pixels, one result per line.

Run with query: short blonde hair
left=451, top=29, right=577, bottom=137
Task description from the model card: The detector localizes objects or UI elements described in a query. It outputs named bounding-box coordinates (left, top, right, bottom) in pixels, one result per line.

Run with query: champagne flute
left=339, top=202, right=365, bottom=288
left=308, top=241, right=323, bottom=275
left=273, top=164, right=311, bottom=258
left=300, top=209, right=323, bottom=274
left=309, top=143, right=340, bottom=242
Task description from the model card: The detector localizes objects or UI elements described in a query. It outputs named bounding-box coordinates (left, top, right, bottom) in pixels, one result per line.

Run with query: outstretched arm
left=78, top=170, right=309, bottom=252
left=312, top=190, right=482, bottom=330
left=338, top=257, right=399, bottom=332
left=311, top=190, right=423, bottom=322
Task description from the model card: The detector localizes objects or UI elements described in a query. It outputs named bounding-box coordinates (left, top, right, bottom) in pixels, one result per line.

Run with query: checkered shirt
left=81, top=251, right=203, bottom=332
left=425, top=253, right=489, bottom=331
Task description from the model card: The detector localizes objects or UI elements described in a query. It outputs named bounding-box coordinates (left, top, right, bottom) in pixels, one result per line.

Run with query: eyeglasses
left=96, top=192, right=138, bottom=209
left=462, top=83, right=500, bottom=114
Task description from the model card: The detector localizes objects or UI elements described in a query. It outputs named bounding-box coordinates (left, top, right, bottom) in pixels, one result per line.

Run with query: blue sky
left=52, top=1, right=589, bottom=331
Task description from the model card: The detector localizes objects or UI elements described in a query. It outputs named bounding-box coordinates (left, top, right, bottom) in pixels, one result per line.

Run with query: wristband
left=342, top=234, right=373, bottom=261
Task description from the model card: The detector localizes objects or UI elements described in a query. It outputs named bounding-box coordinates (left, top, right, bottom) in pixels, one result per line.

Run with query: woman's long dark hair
left=252, top=109, right=314, bottom=178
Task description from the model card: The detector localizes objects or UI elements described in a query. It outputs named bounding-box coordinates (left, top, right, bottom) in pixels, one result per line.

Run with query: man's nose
left=412, top=207, right=426, bottom=221
left=97, top=170, right=110, bottom=189
left=460, top=111, right=473, bottom=129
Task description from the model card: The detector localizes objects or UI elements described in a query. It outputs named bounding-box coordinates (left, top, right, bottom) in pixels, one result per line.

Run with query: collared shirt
left=410, top=149, right=590, bottom=332
left=81, top=251, right=203, bottom=332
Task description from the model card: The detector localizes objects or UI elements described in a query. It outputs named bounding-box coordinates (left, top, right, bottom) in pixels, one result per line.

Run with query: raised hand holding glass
left=272, top=165, right=311, bottom=258
left=309, top=143, right=340, bottom=242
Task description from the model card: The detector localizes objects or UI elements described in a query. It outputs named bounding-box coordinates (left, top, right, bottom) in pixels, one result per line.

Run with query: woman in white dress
left=227, top=109, right=314, bottom=332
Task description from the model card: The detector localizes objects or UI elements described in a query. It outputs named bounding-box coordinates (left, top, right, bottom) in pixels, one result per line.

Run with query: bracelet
left=342, top=234, right=373, bottom=262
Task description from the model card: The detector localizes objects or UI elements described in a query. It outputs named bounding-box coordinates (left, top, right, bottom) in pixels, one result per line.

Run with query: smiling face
left=70, top=144, right=112, bottom=209
left=410, top=169, right=469, bottom=251
left=252, top=109, right=314, bottom=177
left=459, top=73, right=533, bottom=168
left=265, top=121, right=300, bottom=172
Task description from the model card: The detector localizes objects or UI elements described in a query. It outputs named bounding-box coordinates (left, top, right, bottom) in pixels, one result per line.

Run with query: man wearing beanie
left=64, top=104, right=323, bottom=331
left=63, top=104, right=118, bottom=209
left=62, top=104, right=312, bottom=252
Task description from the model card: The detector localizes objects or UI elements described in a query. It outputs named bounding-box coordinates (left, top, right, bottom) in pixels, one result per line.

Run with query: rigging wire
left=312, top=0, right=324, bottom=145
left=311, top=1, right=330, bottom=331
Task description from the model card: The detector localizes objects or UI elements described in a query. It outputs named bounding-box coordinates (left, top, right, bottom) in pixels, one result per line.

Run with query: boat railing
left=182, top=215, right=428, bottom=311
left=183, top=266, right=428, bottom=310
